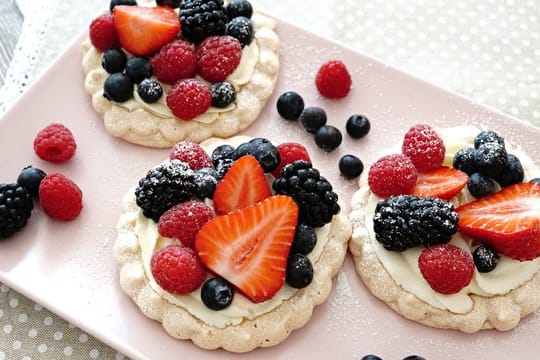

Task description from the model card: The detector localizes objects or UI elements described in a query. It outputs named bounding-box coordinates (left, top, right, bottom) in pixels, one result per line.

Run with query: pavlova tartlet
left=83, top=0, right=279, bottom=147
left=113, top=136, right=351, bottom=352
left=349, top=124, right=540, bottom=333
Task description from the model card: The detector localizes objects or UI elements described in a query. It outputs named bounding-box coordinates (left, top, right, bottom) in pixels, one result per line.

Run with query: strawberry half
left=456, top=182, right=540, bottom=261
left=195, top=195, right=299, bottom=303
left=213, top=155, right=271, bottom=215
left=412, top=166, right=468, bottom=200
left=113, top=5, right=180, bottom=56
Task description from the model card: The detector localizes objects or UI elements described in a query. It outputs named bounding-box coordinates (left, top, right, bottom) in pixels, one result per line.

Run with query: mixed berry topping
left=472, top=244, right=499, bottom=273
left=226, top=0, right=253, bottom=19
left=315, top=60, right=352, bottom=99
left=109, top=0, right=137, bottom=12
left=201, top=278, right=234, bottom=310
left=234, top=137, right=280, bottom=173
left=286, top=253, right=314, bottom=289
left=180, top=0, right=228, bottom=43
left=411, top=166, right=468, bottom=200
left=466, top=172, right=496, bottom=198
left=166, top=79, right=212, bottom=120
left=196, top=35, right=242, bottom=82
left=39, top=173, right=83, bottom=221
left=474, top=142, right=507, bottom=178
left=104, top=73, right=133, bottom=102
left=150, top=40, right=197, bottom=85
left=226, top=16, right=254, bottom=47
left=0, top=183, right=33, bottom=239
left=290, top=224, right=317, bottom=256
left=210, top=81, right=236, bottom=108
left=89, top=13, right=120, bottom=52
left=169, top=141, right=214, bottom=170
left=452, top=147, right=477, bottom=175
left=33, top=123, right=77, bottom=163
left=137, top=79, right=163, bottom=103
left=401, top=124, right=445, bottom=172
left=125, top=56, right=152, bottom=84
left=101, top=48, right=127, bottom=74
left=368, top=154, right=417, bottom=198
left=156, top=0, right=181, bottom=8
left=271, top=142, right=311, bottom=178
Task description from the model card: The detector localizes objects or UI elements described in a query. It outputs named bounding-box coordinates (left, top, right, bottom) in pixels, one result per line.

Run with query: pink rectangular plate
left=1, top=16, right=539, bottom=360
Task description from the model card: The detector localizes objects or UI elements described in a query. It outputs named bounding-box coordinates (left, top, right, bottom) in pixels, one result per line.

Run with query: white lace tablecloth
left=0, top=0, right=539, bottom=359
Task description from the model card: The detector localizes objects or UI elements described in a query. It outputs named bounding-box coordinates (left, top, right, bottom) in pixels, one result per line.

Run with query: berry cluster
left=89, top=0, right=256, bottom=121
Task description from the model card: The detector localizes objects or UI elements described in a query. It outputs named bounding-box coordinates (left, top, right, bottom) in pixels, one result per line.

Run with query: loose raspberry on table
left=166, top=79, right=211, bottom=120
left=151, top=245, right=206, bottom=294
left=418, top=244, right=474, bottom=295
left=150, top=40, right=197, bottom=85
left=315, top=60, right=352, bottom=99
left=271, top=143, right=311, bottom=178
left=196, top=35, right=242, bottom=82
left=402, top=124, right=446, bottom=172
left=33, top=123, right=77, bottom=163
left=368, top=154, right=417, bottom=198
left=169, top=141, right=214, bottom=170
left=158, top=201, right=214, bottom=248
left=39, top=173, right=83, bottom=221
left=89, top=13, right=120, bottom=52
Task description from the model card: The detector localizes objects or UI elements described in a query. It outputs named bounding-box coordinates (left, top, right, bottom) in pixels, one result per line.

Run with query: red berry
left=151, top=40, right=197, bottom=85
left=158, top=201, right=215, bottom=248
left=418, top=244, right=474, bottom=295
left=169, top=141, right=214, bottom=170
left=89, top=13, right=120, bottom=52
left=34, top=123, right=77, bottom=163
left=39, top=173, right=83, bottom=221
left=368, top=154, right=417, bottom=198
left=315, top=60, right=352, bottom=99
left=166, top=79, right=211, bottom=120
left=196, top=36, right=242, bottom=82
left=150, top=245, right=206, bottom=294
left=271, top=143, right=311, bottom=178
left=402, top=124, right=446, bottom=172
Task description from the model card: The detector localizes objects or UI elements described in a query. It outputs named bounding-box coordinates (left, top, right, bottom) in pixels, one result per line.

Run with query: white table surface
left=0, top=0, right=539, bottom=359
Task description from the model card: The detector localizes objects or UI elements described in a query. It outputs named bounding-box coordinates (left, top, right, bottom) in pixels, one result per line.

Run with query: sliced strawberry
left=456, top=182, right=540, bottom=261
left=213, top=155, right=271, bottom=215
left=412, top=166, right=468, bottom=200
left=113, top=5, right=180, bottom=56
left=195, top=195, right=299, bottom=303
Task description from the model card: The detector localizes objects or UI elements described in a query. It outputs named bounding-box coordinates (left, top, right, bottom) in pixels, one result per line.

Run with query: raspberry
left=418, top=244, right=474, bottom=295
left=402, top=124, right=446, bottom=172
left=196, top=36, right=242, bottom=82
left=271, top=143, right=311, bottom=178
left=89, top=13, right=120, bottom=52
left=166, top=79, right=211, bottom=120
left=368, top=154, right=417, bottom=198
left=150, top=245, right=206, bottom=294
left=39, top=173, right=83, bottom=221
left=315, top=60, right=352, bottom=99
left=169, top=141, right=214, bottom=170
left=150, top=40, right=197, bottom=85
left=158, top=201, right=214, bottom=248
left=33, top=123, right=77, bottom=163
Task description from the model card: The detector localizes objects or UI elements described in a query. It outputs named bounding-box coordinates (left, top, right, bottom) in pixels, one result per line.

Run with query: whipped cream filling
left=366, top=125, right=540, bottom=314
left=134, top=205, right=330, bottom=329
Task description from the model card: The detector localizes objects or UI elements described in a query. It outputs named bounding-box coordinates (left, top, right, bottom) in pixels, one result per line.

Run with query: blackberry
left=235, top=138, right=280, bottom=173
left=211, top=81, right=236, bottom=108
left=137, top=79, right=163, bottom=103
left=402, top=356, right=426, bottom=360
left=101, top=48, right=127, bottom=74
left=473, top=244, right=499, bottom=273
left=346, top=114, right=371, bottom=139
left=201, top=278, right=234, bottom=310
left=135, top=160, right=196, bottom=222
left=493, top=153, right=524, bottom=187
left=453, top=147, right=477, bottom=175
left=276, top=91, right=304, bottom=120
left=17, top=166, right=46, bottom=198
left=0, top=183, right=34, bottom=239
left=339, top=154, right=363, bottom=178
left=286, top=253, right=313, bottom=289
left=373, top=195, right=458, bottom=251
left=290, top=224, right=317, bottom=256
left=103, top=73, right=133, bottom=102
left=226, top=0, right=253, bottom=19
left=125, top=57, right=152, bottom=84
left=194, top=167, right=218, bottom=198
left=226, top=16, right=253, bottom=47
left=273, top=160, right=340, bottom=227
left=180, top=0, right=228, bottom=43
left=474, top=130, right=505, bottom=149
left=467, top=172, right=496, bottom=198
left=299, top=106, right=327, bottom=133
left=474, top=142, right=507, bottom=178
left=314, top=125, right=342, bottom=152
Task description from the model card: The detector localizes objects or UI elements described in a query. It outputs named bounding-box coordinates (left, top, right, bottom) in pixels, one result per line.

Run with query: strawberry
left=411, top=166, right=468, bottom=200
left=456, top=182, right=540, bottom=261
left=195, top=195, right=299, bottom=303
left=212, top=155, right=271, bottom=215
left=113, top=5, right=180, bottom=56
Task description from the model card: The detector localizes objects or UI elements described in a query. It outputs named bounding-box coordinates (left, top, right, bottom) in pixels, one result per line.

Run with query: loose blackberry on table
left=101, top=48, right=127, bottom=74
left=180, top=0, right=228, bottom=43
left=0, top=183, right=34, bottom=239
left=299, top=106, right=327, bottom=133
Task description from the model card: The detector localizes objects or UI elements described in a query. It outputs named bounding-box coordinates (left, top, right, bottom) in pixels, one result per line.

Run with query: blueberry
left=286, top=253, right=314, bottom=289
left=235, top=138, right=280, bottom=172
left=212, top=144, right=236, bottom=166
left=346, top=114, right=371, bottom=139
left=226, top=0, right=253, bottom=19
left=474, top=130, right=505, bottom=149
left=314, top=125, right=342, bottom=152
left=493, top=153, right=524, bottom=187
left=361, top=356, right=383, bottom=360
left=17, top=166, right=46, bottom=198
left=125, top=57, right=152, bottom=84
left=156, top=0, right=181, bottom=8
left=101, top=48, right=127, bottom=74
left=467, top=172, right=496, bottom=198
left=137, top=79, right=163, bottom=103
left=109, top=0, right=137, bottom=12
left=194, top=167, right=218, bottom=198
left=453, top=147, right=477, bottom=175
left=402, top=356, right=426, bottom=360
left=201, top=278, right=234, bottom=310
left=473, top=244, right=499, bottom=273
left=226, top=16, right=254, bottom=47
left=474, top=142, right=507, bottom=178
left=299, top=107, right=327, bottom=133
left=290, top=224, right=317, bottom=256
left=277, top=91, right=304, bottom=121
left=531, top=178, right=540, bottom=184
left=103, top=73, right=133, bottom=102
left=339, top=154, right=364, bottom=178
left=211, top=81, right=237, bottom=108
